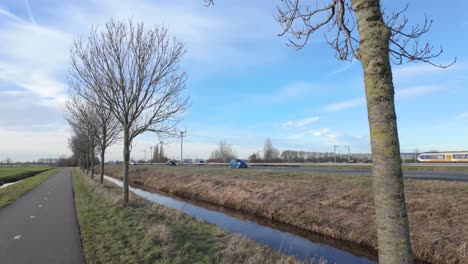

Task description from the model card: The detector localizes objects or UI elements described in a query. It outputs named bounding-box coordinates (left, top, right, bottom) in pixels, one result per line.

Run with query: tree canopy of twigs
left=275, top=0, right=455, bottom=67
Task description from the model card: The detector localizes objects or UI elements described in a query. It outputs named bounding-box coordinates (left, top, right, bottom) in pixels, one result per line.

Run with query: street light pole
left=150, top=146, right=153, bottom=162
left=334, top=145, right=339, bottom=163
left=343, top=145, right=351, bottom=162
left=180, top=130, right=187, bottom=164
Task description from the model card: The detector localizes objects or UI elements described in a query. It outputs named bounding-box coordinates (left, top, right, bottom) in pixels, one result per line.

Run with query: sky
left=0, top=0, right=467, bottom=162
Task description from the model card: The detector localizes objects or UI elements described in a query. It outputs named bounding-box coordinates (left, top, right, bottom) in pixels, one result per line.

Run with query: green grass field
left=0, top=168, right=58, bottom=208
left=0, top=166, right=52, bottom=184
left=72, top=169, right=297, bottom=264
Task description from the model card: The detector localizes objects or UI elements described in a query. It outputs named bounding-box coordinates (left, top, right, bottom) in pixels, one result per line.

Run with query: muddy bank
left=104, top=166, right=468, bottom=264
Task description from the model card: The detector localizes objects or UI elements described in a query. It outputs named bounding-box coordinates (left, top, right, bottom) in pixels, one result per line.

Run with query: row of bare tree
left=66, top=19, right=188, bottom=207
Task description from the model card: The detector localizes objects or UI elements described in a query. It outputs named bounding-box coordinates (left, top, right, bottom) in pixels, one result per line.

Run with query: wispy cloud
left=249, top=81, right=317, bottom=103
left=457, top=112, right=468, bottom=118
left=310, top=128, right=369, bottom=148
left=393, top=64, right=446, bottom=80
left=311, top=128, right=341, bottom=139
left=395, top=85, right=442, bottom=98
left=328, top=60, right=357, bottom=76
left=281, top=116, right=320, bottom=128
left=322, top=97, right=365, bottom=112
left=23, top=0, right=36, bottom=25
left=322, top=85, right=442, bottom=112
left=0, top=8, right=25, bottom=23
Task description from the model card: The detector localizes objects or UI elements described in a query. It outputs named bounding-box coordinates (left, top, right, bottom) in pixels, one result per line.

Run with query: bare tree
left=68, top=127, right=91, bottom=172
left=248, top=152, right=261, bottom=162
left=153, top=144, right=160, bottom=162
left=203, top=1, right=454, bottom=262
left=263, top=137, right=280, bottom=162
left=76, top=92, right=121, bottom=184
left=70, top=19, right=189, bottom=206
left=65, top=95, right=100, bottom=178
left=210, top=139, right=236, bottom=162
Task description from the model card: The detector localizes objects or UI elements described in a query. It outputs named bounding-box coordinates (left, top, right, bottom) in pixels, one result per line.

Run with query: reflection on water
left=105, top=176, right=377, bottom=264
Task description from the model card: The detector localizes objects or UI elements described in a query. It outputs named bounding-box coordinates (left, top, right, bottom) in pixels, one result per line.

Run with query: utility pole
left=180, top=129, right=187, bottom=164
left=150, top=146, right=153, bottom=161
left=343, top=145, right=351, bottom=162
left=334, top=145, right=340, bottom=163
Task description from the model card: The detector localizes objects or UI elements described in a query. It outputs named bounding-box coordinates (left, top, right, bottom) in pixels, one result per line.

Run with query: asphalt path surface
left=175, top=165, right=468, bottom=182
left=0, top=168, right=84, bottom=264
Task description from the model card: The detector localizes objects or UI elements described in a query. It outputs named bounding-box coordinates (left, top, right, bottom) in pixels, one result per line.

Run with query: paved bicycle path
left=0, top=168, right=84, bottom=264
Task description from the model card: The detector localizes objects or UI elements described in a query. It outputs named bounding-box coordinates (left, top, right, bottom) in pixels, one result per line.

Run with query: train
left=417, top=151, right=468, bottom=163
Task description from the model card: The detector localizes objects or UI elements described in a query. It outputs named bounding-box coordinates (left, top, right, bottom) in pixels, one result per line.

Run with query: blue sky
left=0, top=0, right=467, bottom=161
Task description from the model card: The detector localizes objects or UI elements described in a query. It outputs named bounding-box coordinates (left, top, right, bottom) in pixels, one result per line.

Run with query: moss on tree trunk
left=351, top=0, right=413, bottom=263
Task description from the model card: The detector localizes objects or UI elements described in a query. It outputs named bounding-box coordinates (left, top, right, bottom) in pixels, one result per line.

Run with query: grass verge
left=0, top=168, right=58, bottom=208
left=0, top=166, right=51, bottom=184
left=104, top=165, right=468, bottom=264
left=302, top=164, right=468, bottom=172
left=72, top=168, right=300, bottom=264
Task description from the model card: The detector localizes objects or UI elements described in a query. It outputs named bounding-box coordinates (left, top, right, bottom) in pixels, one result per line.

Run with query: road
left=0, top=168, right=84, bottom=264
left=176, top=165, right=468, bottom=182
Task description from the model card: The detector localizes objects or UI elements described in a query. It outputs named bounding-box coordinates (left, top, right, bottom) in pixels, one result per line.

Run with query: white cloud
left=395, top=85, right=442, bottom=98
left=322, top=97, right=365, bottom=112
left=393, top=64, right=446, bottom=80
left=249, top=81, right=318, bottom=103
left=281, top=116, right=320, bottom=128
left=457, top=112, right=468, bottom=118
left=311, top=128, right=342, bottom=140
left=0, top=13, right=72, bottom=108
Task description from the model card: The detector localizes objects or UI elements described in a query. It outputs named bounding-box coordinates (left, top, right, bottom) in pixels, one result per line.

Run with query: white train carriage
left=417, top=152, right=468, bottom=163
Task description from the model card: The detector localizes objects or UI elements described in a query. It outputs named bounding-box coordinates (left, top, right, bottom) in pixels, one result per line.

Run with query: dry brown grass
left=103, top=166, right=468, bottom=264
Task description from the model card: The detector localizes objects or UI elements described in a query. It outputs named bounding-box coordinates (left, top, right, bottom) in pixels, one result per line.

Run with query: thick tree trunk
left=123, top=128, right=130, bottom=206
left=351, top=0, right=413, bottom=263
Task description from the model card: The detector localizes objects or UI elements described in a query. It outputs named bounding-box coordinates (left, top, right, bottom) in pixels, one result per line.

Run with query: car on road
left=229, top=159, right=248, bottom=168
left=166, top=160, right=177, bottom=166
left=198, top=160, right=205, bottom=166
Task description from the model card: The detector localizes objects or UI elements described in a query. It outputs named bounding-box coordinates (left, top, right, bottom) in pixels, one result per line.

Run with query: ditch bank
left=104, top=175, right=377, bottom=263
left=0, top=169, right=51, bottom=186
left=104, top=166, right=468, bottom=264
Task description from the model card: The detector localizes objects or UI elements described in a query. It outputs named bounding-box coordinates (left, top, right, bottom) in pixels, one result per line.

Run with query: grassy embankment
left=0, top=166, right=51, bottom=185
left=0, top=168, right=58, bottom=208
left=104, top=166, right=468, bottom=264
left=302, top=164, right=468, bottom=172
left=72, top=168, right=301, bottom=264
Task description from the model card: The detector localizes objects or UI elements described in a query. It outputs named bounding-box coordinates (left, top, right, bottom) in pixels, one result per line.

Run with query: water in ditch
left=104, top=176, right=377, bottom=264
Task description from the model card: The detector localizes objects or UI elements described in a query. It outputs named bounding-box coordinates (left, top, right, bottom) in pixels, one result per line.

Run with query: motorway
left=175, top=164, right=468, bottom=182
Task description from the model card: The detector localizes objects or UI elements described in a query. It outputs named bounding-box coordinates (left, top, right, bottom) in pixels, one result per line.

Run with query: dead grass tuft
left=148, top=224, right=173, bottom=244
